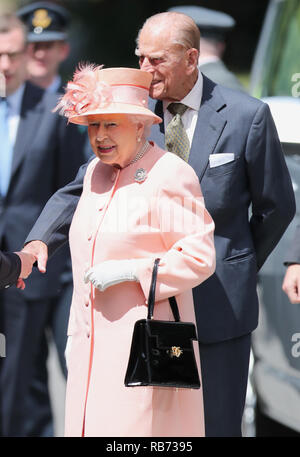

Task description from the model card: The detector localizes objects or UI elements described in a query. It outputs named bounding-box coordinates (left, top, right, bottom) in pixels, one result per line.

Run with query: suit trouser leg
left=50, top=280, right=73, bottom=378
left=24, top=281, right=72, bottom=436
left=23, top=328, right=53, bottom=437
left=0, top=287, right=52, bottom=436
left=199, top=333, right=251, bottom=437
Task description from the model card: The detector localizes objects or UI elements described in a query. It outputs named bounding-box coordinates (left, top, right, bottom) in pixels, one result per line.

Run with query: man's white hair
left=136, top=12, right=200, bottom=53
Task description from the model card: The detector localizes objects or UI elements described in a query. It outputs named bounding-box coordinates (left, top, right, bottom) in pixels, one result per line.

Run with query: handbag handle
left=147, top=258, right=181, bottom=322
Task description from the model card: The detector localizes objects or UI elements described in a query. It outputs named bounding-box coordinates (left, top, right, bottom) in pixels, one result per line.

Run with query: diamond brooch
left=134, top=168, right=147, bottom=183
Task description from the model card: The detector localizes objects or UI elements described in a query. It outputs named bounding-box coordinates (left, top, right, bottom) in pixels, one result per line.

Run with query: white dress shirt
left=7, top=83, right=25, bottom=147
left=163, top=71, right=203, bottom=146
left=198, top=55, right=220, bottom=66
left=46, top=75, right=62, bottom=94
left=0, top=84, right=25, bottom=195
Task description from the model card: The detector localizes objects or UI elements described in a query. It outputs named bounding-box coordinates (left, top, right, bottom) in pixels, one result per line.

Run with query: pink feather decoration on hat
left=54, top=63, right=113, bottom=118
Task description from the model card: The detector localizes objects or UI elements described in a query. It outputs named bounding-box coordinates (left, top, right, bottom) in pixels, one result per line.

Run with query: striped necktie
left=0, top=98, right=13, bottom=196
left=165, top=102, right=190, bottom=162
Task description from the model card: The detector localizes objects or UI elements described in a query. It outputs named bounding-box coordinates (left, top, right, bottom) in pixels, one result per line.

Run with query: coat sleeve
left=284, top=223, right=300, bottom=265
left=137, top=160, right=216, bottom=301
left=246, top=102, right=296, bottom=270
left=0, top=251, right=21, bottom=289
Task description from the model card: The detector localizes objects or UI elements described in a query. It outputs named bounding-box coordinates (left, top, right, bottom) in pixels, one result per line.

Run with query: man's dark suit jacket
left=0, top=252, right=20, bottom=289
left=0, top=81, right=88, bottom=300
left=26, top=74, right=296, bottom=342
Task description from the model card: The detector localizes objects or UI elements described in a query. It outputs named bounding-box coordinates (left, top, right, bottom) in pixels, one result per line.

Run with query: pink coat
left=65, top=142, right=215, bottom=437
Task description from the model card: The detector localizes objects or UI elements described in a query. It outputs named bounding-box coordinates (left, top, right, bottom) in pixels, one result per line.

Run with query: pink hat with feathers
left=54, top=64, right=162, bottom=125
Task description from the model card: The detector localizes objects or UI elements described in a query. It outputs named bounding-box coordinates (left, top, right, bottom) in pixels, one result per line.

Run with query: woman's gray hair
left=129, top=115, right=153, bottom=140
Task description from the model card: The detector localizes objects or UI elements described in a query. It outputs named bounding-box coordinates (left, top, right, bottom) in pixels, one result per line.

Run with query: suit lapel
left=10, top=83, right=44, bottom=182
left=188, top=75, right=227, bottom=182
left=150, top=75, right=227, bottom=182
left=149, top=98, right=165, bottom=148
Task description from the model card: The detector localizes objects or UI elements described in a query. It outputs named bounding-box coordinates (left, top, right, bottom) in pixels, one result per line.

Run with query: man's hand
left=282, top=264, right=300, bottom=304
left=16, top=279, right=25, bottom=290
left=14, top=251, right=37, bottom=290
left=15, top=251, right=36, bottom=278
left=22, top=240, right=48, bottom=274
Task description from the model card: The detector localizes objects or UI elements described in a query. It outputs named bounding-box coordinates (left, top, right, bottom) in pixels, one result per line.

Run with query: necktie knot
left=167, top=102, right=188, bottom=117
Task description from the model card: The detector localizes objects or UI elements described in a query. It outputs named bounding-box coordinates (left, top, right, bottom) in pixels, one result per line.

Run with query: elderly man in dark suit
left=16, top=2, right=93, bottom=438
left=0, top=14, right=88, bottom=436
left=23, top=12, right=295, bottom=436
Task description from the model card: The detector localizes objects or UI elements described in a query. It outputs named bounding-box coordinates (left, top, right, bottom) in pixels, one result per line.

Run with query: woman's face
left=87, top=114, right=144, bottom=168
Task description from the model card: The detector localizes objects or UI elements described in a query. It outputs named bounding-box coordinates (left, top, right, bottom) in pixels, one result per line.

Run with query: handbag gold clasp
left=170, top=346, right=183, bottom=358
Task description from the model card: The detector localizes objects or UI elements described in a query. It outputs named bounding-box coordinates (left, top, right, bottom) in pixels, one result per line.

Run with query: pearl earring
left=137, top=137, right=141, bottom=143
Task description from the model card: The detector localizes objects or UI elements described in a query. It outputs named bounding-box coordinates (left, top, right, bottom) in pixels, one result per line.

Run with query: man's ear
left=186, top=48, right=199, bottom=74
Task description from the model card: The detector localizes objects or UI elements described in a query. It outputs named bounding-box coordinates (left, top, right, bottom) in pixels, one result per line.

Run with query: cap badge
left=32, top=9, right=52, bottom=30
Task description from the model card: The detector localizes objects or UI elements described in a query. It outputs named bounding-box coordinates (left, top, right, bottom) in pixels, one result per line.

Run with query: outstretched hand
left=15, top=251, right=37, bottom=278
left=282, top=264, right=300, bottom=304
left=21, top=240, right=48, bottom=274
left=14, top=251, right=37, bottom=289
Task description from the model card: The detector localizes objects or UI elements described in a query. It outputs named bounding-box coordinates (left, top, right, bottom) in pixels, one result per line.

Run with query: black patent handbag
left=124, top=258, right=201, bottom=389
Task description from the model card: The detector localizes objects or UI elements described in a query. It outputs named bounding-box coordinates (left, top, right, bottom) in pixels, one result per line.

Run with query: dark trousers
left=24, top=281, right=72, bottom=437
left=0, top=283, right=71, bottom=437
left=0, top=287, right=50, bottom=436
left=199, top=333, right=251, bottom=437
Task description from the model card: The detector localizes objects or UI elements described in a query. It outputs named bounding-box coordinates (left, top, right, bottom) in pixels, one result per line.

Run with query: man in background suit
left=17, top=2, right=91, bottom=437
left=169, top=5, right=245, bottom=92
left=0, top=14, right=88, bottom=436
left=23, top=11, right=295, bottom=436
left=17, top=1, right=70, bottom=93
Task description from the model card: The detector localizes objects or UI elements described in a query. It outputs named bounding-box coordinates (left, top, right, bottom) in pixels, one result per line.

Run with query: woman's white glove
left=64, top=335, right=72, bottom=371
left=84, top=259, right=141, bottom=291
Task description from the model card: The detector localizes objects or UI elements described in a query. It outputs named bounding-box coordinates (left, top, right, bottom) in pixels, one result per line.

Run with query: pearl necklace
left=127, top=141, right=150, bottom=167
left=112, top=141, right=150, bottom=170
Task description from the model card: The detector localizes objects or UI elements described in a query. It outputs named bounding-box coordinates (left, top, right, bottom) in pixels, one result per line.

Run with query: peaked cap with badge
left=16, top=1, right=70, bottom=42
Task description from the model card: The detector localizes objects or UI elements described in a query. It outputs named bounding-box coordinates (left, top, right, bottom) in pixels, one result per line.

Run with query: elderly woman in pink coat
left=56, top=64, right=216, bottom=437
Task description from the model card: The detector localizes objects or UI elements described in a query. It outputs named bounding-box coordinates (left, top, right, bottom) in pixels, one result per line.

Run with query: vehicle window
left=252, top=0, right=300, bottom=98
